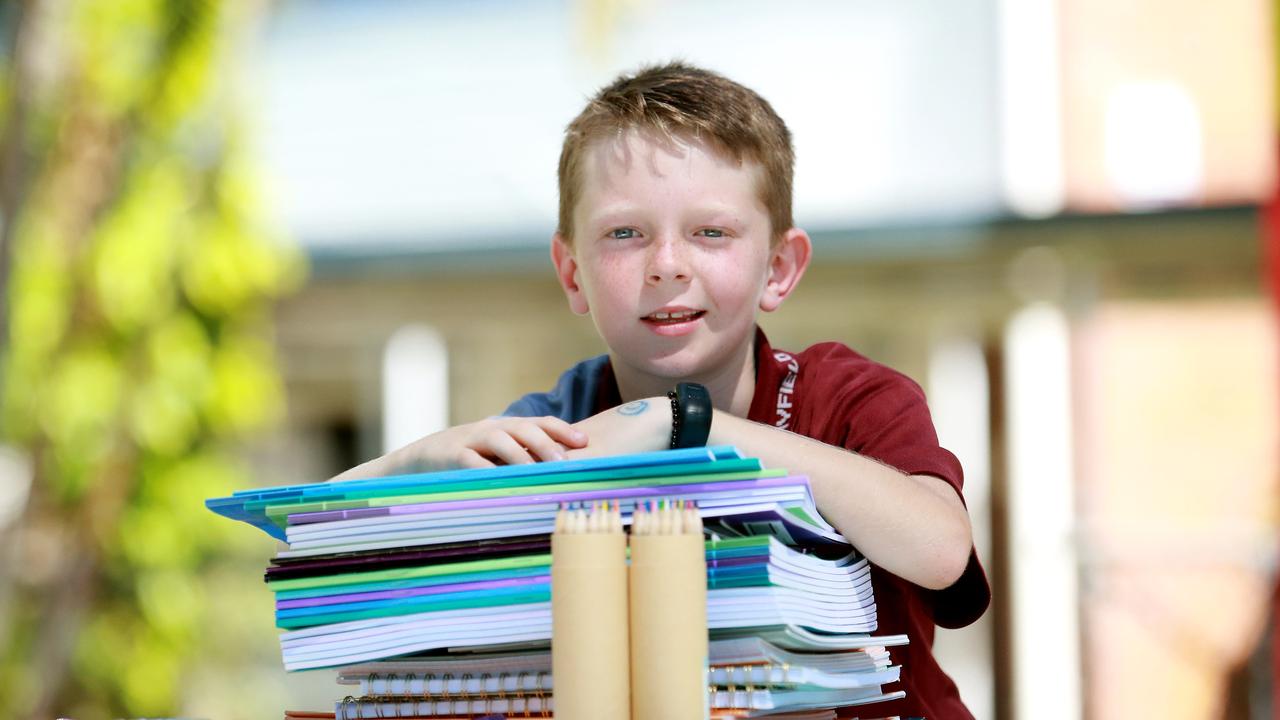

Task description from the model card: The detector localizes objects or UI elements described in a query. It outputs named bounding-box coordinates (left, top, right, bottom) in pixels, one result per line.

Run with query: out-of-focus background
left=0, top=0, right=1276, bottom=718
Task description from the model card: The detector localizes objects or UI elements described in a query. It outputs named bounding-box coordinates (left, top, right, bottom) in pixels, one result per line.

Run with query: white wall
left=253, top=0, right=1003, bottom=248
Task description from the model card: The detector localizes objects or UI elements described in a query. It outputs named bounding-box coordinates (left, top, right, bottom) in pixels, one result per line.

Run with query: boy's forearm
left=560, top=397, right=973, bottom=589
left=708, top=411, right=973, bottom=590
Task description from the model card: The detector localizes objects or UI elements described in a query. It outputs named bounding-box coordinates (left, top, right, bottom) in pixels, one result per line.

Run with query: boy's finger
left=507, top=423, right=567, bottom=462
left=456, top=448, right=495, bottom=470
left=483, top=430, right=536, bottom=465
left=536, top=416, right=588, bottom=447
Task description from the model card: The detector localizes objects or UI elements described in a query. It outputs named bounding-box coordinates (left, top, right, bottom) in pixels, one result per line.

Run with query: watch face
left=675, top=382, right=712, bottom=448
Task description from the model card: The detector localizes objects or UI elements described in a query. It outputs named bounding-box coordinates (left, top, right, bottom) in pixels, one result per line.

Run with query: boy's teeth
left=651, top=310, right=697, bottom=321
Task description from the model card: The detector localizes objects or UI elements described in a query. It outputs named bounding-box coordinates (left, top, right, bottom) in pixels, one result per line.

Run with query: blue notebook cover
left=207, top=446, right=744, bottom=540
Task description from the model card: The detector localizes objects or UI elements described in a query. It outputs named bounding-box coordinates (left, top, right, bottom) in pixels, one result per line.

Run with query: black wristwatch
left=666, top=382, right=712, bottom=449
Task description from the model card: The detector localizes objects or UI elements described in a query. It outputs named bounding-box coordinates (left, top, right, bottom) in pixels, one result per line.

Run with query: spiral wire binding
left=706, top=664, right=802, bottom=710
left=461, top=672, right=477, bottom=699
left=493, top=672, right=507, bottom=713
left=345, top=668, right=556, bottom=719
left=529, top=672, right=551, bottom=718
left=711, top=662, right=802, bottom=693
left=530, top=680, right=550, bottom=719
left=349, top=693, right=382, bottom=719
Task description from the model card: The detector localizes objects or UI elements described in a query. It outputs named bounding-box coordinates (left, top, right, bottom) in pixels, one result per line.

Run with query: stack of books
left=207, top=447, right=908, bottom=718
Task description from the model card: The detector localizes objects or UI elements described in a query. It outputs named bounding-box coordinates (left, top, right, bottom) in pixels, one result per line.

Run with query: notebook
left=323, top=705, right=846, bottom=720
left=329, top=688, right=905, bottom=719
left=334, top=695, right=551, bottom=719
left=270, top=536, right=877, bottom=646
left=270, top=480, right=845, bottom=558
left=338, top=636, right=900, bottom=695
left=208, top=447, right=745, bottom=539
left=264, top=536, right=552, bottom=581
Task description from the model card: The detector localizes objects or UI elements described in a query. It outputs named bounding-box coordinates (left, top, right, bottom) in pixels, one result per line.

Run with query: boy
left=338, top=61, right=989, bottom=718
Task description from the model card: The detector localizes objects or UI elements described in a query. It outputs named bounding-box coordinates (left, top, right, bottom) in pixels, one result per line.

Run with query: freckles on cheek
left=713, top=256, right=769, bottom=310
left=720, top=255, right=756, bottom=283
left=592, top=252, right=631, bottom=283
left=580, top=254, right=626, bottom=306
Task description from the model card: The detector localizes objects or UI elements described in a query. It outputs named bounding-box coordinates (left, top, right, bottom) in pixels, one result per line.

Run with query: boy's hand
left=330, top=416, right=588, bottom=480
left=563, top=397, right=672, bottom=460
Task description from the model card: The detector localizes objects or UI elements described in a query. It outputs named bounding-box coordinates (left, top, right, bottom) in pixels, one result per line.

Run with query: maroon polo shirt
left=593, top=327, right=991, bottom=719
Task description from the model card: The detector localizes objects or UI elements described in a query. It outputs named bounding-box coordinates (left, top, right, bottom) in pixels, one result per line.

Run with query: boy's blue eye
left=608, top=228, right=638, bottom=239
left=697, top=228, right=725, bottom=238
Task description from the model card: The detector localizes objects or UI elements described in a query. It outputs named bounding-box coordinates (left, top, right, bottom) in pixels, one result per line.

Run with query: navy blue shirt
left=503, top=355, right=610, bottom=422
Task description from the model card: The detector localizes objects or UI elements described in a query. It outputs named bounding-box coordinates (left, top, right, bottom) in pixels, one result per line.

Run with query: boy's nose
left=645, top=237, right=691, bottom=285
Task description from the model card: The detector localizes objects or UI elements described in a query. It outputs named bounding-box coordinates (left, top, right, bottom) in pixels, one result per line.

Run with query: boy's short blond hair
left=557, top=61, right=794, bottom=244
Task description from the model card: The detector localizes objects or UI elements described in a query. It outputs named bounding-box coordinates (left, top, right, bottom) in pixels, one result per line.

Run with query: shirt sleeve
left=501, top=355, right=609, bottom=423
left=835, top=370, right=991, bottom=629
left=836, top=373, right=964, bottom=498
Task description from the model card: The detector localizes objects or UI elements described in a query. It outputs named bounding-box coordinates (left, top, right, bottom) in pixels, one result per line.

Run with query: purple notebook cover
left=288, top=475, right=809, bottom=525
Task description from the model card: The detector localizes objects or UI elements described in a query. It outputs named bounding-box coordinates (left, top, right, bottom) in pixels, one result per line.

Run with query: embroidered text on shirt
left=772, top=351, right=800, bottom=429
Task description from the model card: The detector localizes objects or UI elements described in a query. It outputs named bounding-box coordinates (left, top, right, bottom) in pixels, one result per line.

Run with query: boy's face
left=552, top=131, right=808, bottom=383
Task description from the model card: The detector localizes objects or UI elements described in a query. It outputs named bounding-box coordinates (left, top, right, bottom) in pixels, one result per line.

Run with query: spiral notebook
left=331, top=689, right=904, bottom=719
left=334, top=694, right=551, bottom=719
left=337, top=635, right=901, bottom=696
left=315, top=707, right=849, bottom=720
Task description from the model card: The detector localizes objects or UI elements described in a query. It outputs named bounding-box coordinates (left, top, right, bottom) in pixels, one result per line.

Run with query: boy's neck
left=609, top=339, right=758, bottom=418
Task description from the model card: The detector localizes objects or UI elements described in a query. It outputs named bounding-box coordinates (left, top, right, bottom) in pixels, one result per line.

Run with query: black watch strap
left=667, top=382, right=712, bottom=449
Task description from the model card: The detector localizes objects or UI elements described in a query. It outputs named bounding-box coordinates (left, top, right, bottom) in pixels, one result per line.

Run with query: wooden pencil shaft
left=551, top=524, right=630, bottom=719
left=629, top=532, right=709, bottom=720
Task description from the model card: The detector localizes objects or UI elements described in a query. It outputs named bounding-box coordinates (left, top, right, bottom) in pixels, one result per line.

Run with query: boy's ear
left=551, top=233, right=590, bottom=315
left=759, top=227, right=812, bottom=313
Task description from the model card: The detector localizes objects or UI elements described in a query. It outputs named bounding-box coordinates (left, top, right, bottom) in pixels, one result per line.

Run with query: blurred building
left=248, top=1, right=1279, bottom=718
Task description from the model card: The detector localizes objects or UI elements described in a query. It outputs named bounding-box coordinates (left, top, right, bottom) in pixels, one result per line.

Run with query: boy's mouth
left=642, top=309, right=706, bottom=325
left=641, top=308, right=706, bottom=337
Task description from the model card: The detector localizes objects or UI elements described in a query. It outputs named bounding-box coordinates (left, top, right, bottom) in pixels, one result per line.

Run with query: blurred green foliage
left=0, top=0, right=305, bottom=717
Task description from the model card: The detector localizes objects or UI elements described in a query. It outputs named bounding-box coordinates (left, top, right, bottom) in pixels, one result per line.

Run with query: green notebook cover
left=254, top=458, right=764, bottom=523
